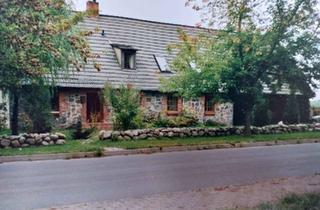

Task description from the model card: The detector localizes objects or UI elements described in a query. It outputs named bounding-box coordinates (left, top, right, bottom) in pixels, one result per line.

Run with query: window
left=111, top=44, right=137, bottom=70
left=51, top=89, right=59, bottom=112
left=154, top=55, right=171, bottom=72
left=122, top=50, right=136, bottom=69
left=87, top=92, right=103, bottom=123
left=167, top=95, right=178, bottom=112
left=205, top=95, right=215, bottom=115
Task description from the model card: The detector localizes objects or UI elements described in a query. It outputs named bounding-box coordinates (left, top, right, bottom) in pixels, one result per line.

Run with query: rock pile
left=99, top=123, right=320, bottom=141
left=0, top=133, right=66, bottom=149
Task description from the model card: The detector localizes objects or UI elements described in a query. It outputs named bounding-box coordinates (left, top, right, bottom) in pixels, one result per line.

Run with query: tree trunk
left=244, top=110, right=251, bottom=136
left=11, top=89, right=19, bottom=135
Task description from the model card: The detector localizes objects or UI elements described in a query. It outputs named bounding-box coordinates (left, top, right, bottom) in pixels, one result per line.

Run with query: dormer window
left=123, top=50, right=136, bottom=69
left=154, top=55, right=171, bottom=72
left=111, top=44, right=137, bottom=70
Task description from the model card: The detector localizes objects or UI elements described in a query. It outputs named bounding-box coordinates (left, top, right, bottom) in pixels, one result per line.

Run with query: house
left=52, top=0, right=310, bottom=130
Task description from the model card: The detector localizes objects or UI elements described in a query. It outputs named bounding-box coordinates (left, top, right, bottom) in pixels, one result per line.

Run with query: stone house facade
left=56, top=89, right=233, bottom=129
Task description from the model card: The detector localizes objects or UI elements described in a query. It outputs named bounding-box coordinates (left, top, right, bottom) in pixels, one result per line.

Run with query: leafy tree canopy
left=163, top=0, right=320, bottom=134
left=0, top=0, right=99, bottom=89
left=0, top=0, right=99, bottom=134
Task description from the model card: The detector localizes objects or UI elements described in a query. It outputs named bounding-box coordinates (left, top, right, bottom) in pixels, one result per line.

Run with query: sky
left=72, top=0, right=320, bottom=100
left=72, top=0, right=201, bottom=26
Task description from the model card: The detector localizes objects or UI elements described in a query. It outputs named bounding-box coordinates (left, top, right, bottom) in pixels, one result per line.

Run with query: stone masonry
left=99, top=123, right=320, bottom=141
left=0, top=132, right=66, bottom=149
left=57, top=90, right=233, bottom=130
left=142, top=92, right=233, bottom=126
left=59, top=92, right=84, bottom=128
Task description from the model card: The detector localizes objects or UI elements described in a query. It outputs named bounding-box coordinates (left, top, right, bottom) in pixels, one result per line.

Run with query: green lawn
left=0, top=131, right=320, bottom=156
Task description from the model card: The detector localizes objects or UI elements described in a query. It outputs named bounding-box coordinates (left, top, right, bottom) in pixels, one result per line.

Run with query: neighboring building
left=0, top=90, right=10, bottom=128
left=52, top=1, right=309, bottom=130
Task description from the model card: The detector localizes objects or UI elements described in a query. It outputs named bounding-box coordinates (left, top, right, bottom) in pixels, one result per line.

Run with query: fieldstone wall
left=99, top=123, right=320, bottom=141
left=0, top=133, right=66, bottom=149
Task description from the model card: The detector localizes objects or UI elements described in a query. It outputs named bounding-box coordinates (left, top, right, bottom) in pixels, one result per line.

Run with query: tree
left=0, top=0, right=99, bottom=134
left=163, top=0, right=320, bottom=135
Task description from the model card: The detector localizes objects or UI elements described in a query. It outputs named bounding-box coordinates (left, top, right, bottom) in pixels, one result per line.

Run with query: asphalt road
left=1, top=143, right=320, bottom=210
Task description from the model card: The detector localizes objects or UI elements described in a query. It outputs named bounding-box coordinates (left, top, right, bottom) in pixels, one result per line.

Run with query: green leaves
left=104, top=83, right=141, bottom=130
left=0, top=0, right=96, bottom=89
left=165, top=0, right=320, bottom=132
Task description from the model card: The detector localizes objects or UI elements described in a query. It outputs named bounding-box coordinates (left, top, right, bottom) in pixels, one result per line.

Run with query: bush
left=147, top=110, right=199, bottom=128
left=104, top=83, right=141, bottom=130
left=19, top=87, right=54, bottom=133
left=204, top=119, right=225, bottom=127
left=170, top=111, right=199, bottom=127
left=71, top=120, right=96, bottom=140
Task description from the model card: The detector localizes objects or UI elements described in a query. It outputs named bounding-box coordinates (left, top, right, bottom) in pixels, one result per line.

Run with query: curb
left=0, top=139, right=319, bottom=163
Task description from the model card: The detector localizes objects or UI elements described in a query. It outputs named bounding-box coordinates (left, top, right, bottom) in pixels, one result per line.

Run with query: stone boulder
left=56, top=139, right=66, bottom=145
left=1, top=139, right=11, bottom=147
left=11, top=140, right=20, bottom=148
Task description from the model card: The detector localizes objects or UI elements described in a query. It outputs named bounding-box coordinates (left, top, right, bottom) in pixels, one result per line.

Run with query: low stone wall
left=0, top=133, right=66, bottom=149
left=99, top=123, right=320, bottom=141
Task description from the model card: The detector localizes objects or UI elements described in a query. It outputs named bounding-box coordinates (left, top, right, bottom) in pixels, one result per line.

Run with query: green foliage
left=18, top=86, right=54, bottom=133
left=204, top=120, right=225, bottom=127
left=0, top=0, right=99, bottom=134
left=104, top=84, right=141, bottom=130
left=162, top=32, right=226, bottom=99
left=71, top=121, right=96, bottom=140
left=146, top=111, right=199, bottom=128
left=283, top=95, right=301, bottom=124
left=165, top=0, right=320, bottom=134
left=252, top=97, right=272, bottom=126
left=0, top=128, right=11, bottom=136
left=257, top=193, right=320, bottom=210
left=0, top=0, right=99, bottom=89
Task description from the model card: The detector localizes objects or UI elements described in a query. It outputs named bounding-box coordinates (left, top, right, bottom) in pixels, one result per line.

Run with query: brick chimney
left=86, top=0, right=99, bottom=17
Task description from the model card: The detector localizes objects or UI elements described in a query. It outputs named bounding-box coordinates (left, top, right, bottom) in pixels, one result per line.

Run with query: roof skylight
left=154, top=55, right=171, bottom=72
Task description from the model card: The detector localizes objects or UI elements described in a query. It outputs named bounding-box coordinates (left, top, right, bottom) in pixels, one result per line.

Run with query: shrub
left=170, top=110, right=199, bottom=127
left=71, top=120, right=96, bottom=140
left=204, top=119, right=225, bottom=127
left=19, top=87, right=54, bottom=133
left=104, top=83, right=141, bottom=130
left=152, top=113, right=172, bottom=128
left=147, top=110, right=199, bottom=128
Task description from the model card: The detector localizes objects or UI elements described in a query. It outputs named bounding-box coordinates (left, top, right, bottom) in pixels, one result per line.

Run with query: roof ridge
left=97, top=13, right=209, bottom=30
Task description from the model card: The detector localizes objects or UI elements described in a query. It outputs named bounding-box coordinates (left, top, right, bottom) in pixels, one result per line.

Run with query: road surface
left=0, top=143, right=320, bottom=210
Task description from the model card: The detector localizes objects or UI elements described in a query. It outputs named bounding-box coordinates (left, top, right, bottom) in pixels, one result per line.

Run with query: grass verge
left=255, top=192, right=320, bottom=210
left=0, top=131, right=320, bottom=156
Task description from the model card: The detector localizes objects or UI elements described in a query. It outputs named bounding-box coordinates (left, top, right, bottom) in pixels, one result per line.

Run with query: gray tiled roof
left=56, top=14, right=293, bottom=95
left=56, top=15, right=205, bottom=90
